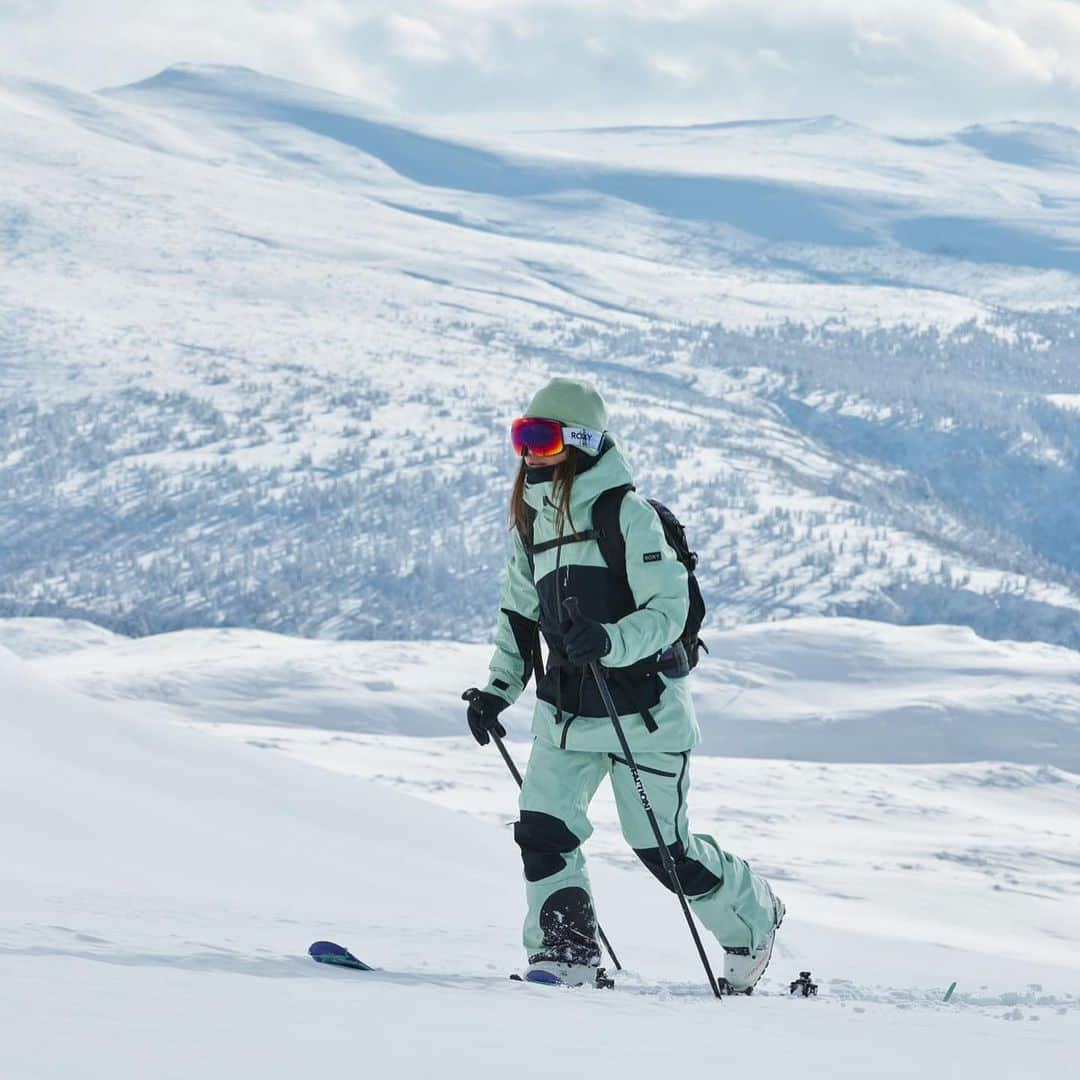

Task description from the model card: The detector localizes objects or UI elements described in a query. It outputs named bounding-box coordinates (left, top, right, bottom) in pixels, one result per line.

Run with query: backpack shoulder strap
left=521, top=499, right=602, bottom=560
left=592, top=484, right=635, bottom=605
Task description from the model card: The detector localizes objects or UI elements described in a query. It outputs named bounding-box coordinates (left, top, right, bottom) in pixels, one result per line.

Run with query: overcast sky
left=3, top=0, right=1080, bottom=132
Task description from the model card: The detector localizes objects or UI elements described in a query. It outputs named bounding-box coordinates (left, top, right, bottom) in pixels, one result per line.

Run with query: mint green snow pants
left=516, top=736, right=778, bottom=964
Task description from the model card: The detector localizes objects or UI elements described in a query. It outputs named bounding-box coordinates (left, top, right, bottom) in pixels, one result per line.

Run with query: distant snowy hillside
left=3, top=64, right=1080, bottom=646
left=6, top=615, right=1080, bottom=771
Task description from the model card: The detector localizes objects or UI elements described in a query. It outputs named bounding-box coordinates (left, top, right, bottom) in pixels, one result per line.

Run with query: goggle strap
left=560, top=425, right=604, bottom=454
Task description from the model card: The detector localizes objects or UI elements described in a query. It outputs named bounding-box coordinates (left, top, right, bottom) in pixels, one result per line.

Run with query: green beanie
left=524, top=377, right=608, bottom=432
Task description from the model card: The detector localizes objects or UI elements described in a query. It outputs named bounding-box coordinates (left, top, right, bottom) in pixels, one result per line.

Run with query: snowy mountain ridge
left=3, top=64, right=1080, bottom=646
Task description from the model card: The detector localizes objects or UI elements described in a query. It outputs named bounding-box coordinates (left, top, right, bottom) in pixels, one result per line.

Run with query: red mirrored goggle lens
left=510, top=417, right=564, bottom=457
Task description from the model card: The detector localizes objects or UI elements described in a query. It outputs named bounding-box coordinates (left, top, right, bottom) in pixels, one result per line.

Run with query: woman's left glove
left=563, top=611, right=612, bottom=666
left=462, top=688, right=510, bottom=746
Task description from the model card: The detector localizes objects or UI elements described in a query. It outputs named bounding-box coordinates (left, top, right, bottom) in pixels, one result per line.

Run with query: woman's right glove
left=462, top=687, right=510, bottom=746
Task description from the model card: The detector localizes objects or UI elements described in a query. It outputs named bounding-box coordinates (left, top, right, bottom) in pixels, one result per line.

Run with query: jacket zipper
left=607, top=754, right=678, bottom=778
left=559, top=713, right=577, bottom=749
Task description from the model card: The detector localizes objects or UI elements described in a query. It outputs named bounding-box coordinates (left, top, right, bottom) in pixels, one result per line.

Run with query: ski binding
left=510, top=966, right=614, bottom=989
left=789, top=971, right=818, bottom=997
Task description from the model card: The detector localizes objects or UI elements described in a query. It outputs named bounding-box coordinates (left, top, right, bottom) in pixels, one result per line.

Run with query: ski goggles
left=510, top=416, right=604, bottom=457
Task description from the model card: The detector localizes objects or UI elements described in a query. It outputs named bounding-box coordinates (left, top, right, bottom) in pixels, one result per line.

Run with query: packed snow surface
left=2, top=617, right=1078, bottom=1077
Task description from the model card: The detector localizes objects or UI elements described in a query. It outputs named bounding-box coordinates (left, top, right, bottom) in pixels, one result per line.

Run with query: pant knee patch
left=515, top=810, right=582, bottom=883
left=532, top=886, right=600, bottom=965
left=633, top=841, right=723, bottom=897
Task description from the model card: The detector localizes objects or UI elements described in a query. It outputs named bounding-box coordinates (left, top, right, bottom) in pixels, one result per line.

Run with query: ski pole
left=563, top=596, right=724, bottom=1000
left=490, top=729, right=622, bottom=973
left=491, top=730, right=525, bottom=785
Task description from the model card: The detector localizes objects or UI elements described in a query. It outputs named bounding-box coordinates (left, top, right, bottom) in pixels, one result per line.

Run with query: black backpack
left=592, top=484, right=707, bottom=671
left=523, top=483, right=707, bottom=671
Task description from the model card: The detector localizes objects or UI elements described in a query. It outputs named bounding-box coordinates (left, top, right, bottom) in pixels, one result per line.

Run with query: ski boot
left=722, top=893, right=785, bottom=994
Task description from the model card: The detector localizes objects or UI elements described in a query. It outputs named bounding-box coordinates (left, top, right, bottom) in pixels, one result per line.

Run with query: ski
left=308, top=940, right=374, bottom=971
left=310, top=942, right=814, bottom=999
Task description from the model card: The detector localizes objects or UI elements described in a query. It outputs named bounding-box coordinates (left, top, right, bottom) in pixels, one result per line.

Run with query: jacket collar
left=522, top=437, right=634, bottom=524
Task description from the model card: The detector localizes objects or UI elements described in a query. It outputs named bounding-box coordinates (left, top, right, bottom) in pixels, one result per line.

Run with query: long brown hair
left=510, top=449, right=581, bottom=539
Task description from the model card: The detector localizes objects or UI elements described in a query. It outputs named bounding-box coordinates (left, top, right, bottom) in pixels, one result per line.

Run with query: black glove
left=462, top=688, right=509, bottom=746
left=563, top=610, right=612, bottom=666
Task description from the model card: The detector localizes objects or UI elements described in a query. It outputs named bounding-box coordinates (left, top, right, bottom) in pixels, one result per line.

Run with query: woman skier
left=463, top=377, right=784, bottom=990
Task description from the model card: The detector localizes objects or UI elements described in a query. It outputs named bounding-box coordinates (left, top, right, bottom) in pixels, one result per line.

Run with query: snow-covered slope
left=514, top=115, right=1080, bottom=275
left=2, top=633, right=1078, bottom=1077
left=0, top=637, right=512, bottom=921
left=3, top=64, right=1080, bottom=648
left=105, top=68, right=1080, bottom=282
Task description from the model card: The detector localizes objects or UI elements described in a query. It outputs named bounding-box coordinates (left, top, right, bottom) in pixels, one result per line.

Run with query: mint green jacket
left=483, top=439, right=700, bottom=753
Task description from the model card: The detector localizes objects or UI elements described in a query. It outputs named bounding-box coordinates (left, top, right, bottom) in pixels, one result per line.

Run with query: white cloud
left=756, top=48, right=792, bottom=72
left=648, top=55, right=700, bottom=83
left=381, top=13, right=450, bottom=63
left=2, top=1, right=1080, bottom=131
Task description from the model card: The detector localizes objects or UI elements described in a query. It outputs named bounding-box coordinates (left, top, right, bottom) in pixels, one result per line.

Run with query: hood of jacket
left=522, top=436, right=634, bottom=529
